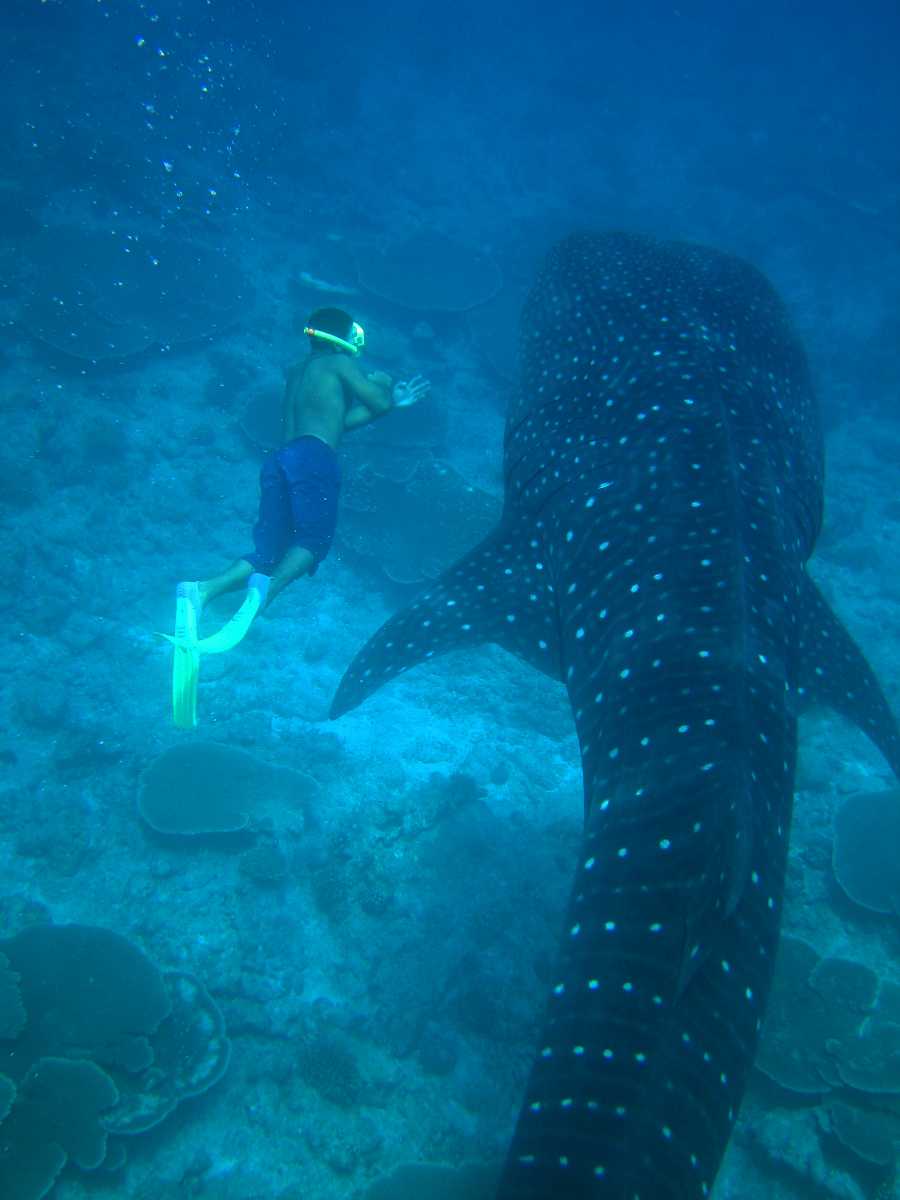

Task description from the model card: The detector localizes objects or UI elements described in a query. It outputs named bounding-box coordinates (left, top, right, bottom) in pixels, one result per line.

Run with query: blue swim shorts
left=246, top=436, right=341, bottom=575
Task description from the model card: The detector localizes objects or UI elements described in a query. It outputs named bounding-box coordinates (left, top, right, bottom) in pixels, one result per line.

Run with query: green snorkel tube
left=303, top=321, right=366, bottom=355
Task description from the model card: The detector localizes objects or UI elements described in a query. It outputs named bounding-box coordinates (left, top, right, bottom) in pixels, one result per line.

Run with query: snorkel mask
left=304, top=320, right=366, bottom=356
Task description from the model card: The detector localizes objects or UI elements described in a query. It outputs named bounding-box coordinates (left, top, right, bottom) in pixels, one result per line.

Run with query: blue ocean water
left=1, top=1, right=899, bottom=1197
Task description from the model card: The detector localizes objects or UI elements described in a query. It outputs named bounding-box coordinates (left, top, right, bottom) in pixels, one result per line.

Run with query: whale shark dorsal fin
left=331, top=518, right=562, bottom=718
left=796, top=573, right=900, bottom=778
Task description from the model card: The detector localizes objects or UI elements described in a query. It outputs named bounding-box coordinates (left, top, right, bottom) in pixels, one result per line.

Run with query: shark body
left=332, top=232, right=900, bottom=1197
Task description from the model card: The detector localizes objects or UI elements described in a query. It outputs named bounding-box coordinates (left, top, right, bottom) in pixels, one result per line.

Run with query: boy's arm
left=339, top=360, right=395, bottom=431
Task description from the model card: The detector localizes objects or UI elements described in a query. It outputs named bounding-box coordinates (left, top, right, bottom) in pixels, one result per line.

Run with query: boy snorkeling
left=166, top=307, right=430, bottom=726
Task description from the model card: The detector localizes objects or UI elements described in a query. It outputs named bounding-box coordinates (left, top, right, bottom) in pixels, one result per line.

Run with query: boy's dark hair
left=307, top=307, right=353, bottom=353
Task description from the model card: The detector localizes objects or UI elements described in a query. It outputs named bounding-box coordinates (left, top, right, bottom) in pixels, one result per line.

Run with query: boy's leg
left=267, top=438, right=340, bottom=607
left=187, top=451, right=289, bottom=607
left=265, top=546, right=315, bottom=606
left=198, top=559, right=254, bottom=603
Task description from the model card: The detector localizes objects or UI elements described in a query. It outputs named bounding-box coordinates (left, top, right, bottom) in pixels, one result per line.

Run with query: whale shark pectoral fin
left=795, top=573, right=900, bottom=780
left=330, top=520, right=563, bottom=719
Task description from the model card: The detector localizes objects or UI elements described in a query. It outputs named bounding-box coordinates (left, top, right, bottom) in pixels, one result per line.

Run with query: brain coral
left=833, top=788, right=900, bottom=914
left=0, top=925, right=230, bottom=1199
left=755, top=934, right=900, bottom=1188
left=139, top=741, right=317, bottom=835
left=0, top=924, right=171, bottom=1074
left=341, top=458, right=499, bottom=585
left=105, top=971, right=230, bottom=1136
left=756, top=935, right=882, bottom=1095
left=829, top=1100, right=899, bottom=1169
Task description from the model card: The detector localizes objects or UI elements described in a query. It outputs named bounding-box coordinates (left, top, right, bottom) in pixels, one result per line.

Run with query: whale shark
left=331, top=232, right=900, bottom=1198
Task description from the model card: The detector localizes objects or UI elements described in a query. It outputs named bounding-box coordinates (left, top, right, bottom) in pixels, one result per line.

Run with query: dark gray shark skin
left=331, top=232, right=900, bottom=1198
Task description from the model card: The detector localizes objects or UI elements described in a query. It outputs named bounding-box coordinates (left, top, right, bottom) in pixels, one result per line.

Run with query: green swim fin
left=161, top=584, right=202, bottom=729
left=171, top=637, right=200, bottom=729
left=160, top=576, right=269, bottom=728
left=195, top=574, right=270, bottom=654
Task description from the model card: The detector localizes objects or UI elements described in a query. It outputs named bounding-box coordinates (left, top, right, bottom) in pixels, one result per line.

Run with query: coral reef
left=0, top=925, right=229, bottom=1198
left=755, top=934, right=900, bottom=1184
left=296, top=1026, right=364, bottom=1110
left=105, top=971, right=230, bottom=1135
left=138, top=741, right=315, bottom=836
left=239, top=361, right=462, bottom=589
left=1, top=924, right=171, bottom=1074
left=341, top=458, right=498, bottom=585
left=832, top=788, right=900, bottom=914
left=239, top=842, right=289, bottom=885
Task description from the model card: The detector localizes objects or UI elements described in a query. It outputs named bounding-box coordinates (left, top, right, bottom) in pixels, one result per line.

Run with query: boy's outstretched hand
left=393, top=375, right=431, bottom=408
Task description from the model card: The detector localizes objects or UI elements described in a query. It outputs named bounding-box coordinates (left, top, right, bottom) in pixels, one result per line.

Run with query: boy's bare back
left=282, top=355, right=394, bottom=448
